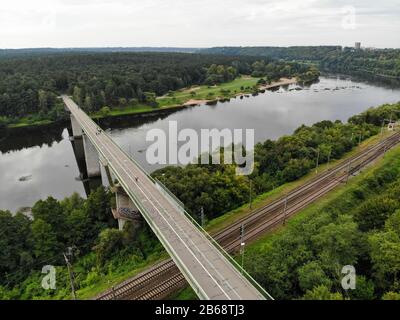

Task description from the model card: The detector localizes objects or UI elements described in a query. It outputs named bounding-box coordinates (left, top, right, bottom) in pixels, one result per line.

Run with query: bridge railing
left=104, top=130, right=273, bottom=300
left=154, top=177, right=185, bottom=213
left=148, top=173, right=274, bottom=300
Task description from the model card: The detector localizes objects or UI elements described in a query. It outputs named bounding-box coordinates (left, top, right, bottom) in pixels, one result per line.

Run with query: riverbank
left=5, top=76, right=297, bottom=130
left=155, top=76, right=297, bottom=106
left=258, top=77, right=297, bottom=90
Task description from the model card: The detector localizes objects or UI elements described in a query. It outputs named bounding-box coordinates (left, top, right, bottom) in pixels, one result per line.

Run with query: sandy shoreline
left=258, top=77, right=297, bottom=90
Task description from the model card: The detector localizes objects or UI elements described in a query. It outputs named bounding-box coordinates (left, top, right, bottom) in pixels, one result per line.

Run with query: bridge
left=62, top=95, right=271, bottom=300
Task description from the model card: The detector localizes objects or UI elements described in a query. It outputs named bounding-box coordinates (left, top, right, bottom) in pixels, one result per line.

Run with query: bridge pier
left=70, top=114, right=83, bottom=137
left=70, top=135, right=86, bottom=179
left=112, top=185, right=141, bottom=231
left=83, top=134, right=101, bottom=178
left=99, top=155, right=114, bottom=188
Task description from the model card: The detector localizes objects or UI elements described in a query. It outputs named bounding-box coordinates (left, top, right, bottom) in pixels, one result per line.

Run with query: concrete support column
left=71, top=136, right=86, bottom=178
left=114, top=187, right=140, bottom=231
left=70, top=114, right=83, bottom=137
left=104, top=165, right=114, bottom=187
left=83, top=134, right=101, bottom=178
left=99, top=155, right=114, bottom=187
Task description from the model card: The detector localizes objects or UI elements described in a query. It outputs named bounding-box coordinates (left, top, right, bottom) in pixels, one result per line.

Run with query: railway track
left=96, top=132, right=400, bottom=300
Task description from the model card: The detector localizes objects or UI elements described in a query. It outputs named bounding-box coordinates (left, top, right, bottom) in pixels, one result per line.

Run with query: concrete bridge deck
left=62, top=95, right=269, bottom=300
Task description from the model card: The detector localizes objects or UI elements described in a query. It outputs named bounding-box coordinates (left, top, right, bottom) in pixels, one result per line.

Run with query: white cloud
left=0, top=0, right=398, bottom=48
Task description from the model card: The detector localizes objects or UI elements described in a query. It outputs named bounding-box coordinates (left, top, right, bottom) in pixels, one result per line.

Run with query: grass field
left=8, top=119, right=53, bottom=128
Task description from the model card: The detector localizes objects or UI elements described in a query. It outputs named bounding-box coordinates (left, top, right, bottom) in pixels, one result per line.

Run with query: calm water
left=1, top=76, right=399, bottom=212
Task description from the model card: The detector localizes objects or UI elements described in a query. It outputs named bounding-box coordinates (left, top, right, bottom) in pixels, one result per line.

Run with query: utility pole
left=381, top=119, right=385, bottom=136
left=240, top=224, right=245, bottom=273
left=327, top=149, right=332, bottom=171
left=249, top=180, right=253, bottom=210
left=346, top=160, right=352, bottom=184
left=283, top=194, right=288, bottom=225
left=63, top=252, right=77, bottom=300
left=315, top=148, right=320, bottom=174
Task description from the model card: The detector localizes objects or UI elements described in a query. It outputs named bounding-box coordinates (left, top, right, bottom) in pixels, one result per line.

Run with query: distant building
left=355, top=42, right=361, bottom=50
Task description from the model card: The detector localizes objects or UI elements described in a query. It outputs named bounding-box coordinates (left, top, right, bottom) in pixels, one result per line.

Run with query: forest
left=201, top=46, right=400, bottom=83
left=0, top=52, right=316, bottom=127
left=0, top=187, right=163, bottom=299
left=199, top=46, right=342, bottom=61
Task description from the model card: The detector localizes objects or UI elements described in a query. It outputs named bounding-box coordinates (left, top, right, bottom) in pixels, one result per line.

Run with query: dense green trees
left=201, top=46, right=400, bottom=84
left=243, top=145, right=400, bottom=300
left=200, top=46, right=342, bottom=62
left=296, top=66, right=320, bottom=84
left=0, top=187, right=163, bottom=299
left=0, top=188, right=114, bottom=288
left=205, top=64, right=237, bottom=85
left=154, top=165, right=250, bottom=220
left=320, top=48, right=400, bottom=80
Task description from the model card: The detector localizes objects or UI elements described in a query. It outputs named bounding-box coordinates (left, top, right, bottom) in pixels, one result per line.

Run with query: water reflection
left=0, top=124, right=65, bottom=154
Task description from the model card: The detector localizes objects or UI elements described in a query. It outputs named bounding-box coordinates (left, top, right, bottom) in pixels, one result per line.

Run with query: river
left=1, top=75, right=399, bottom=212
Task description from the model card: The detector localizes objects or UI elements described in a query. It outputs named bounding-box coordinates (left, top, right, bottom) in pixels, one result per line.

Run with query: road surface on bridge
left=62, top=95, right=268, bottom=300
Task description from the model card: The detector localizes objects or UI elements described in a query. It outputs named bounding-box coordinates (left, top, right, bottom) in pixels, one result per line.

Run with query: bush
left=99, top=106, right=111, bottom=117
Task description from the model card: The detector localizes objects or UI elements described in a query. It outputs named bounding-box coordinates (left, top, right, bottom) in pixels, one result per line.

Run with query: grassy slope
left=77, top=251, right=169, bottom=300
left=8, top=119, right=53, bottom=129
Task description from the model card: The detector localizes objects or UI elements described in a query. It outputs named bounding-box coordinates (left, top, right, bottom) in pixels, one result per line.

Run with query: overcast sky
left=1, top=0, right=399, bottom=49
